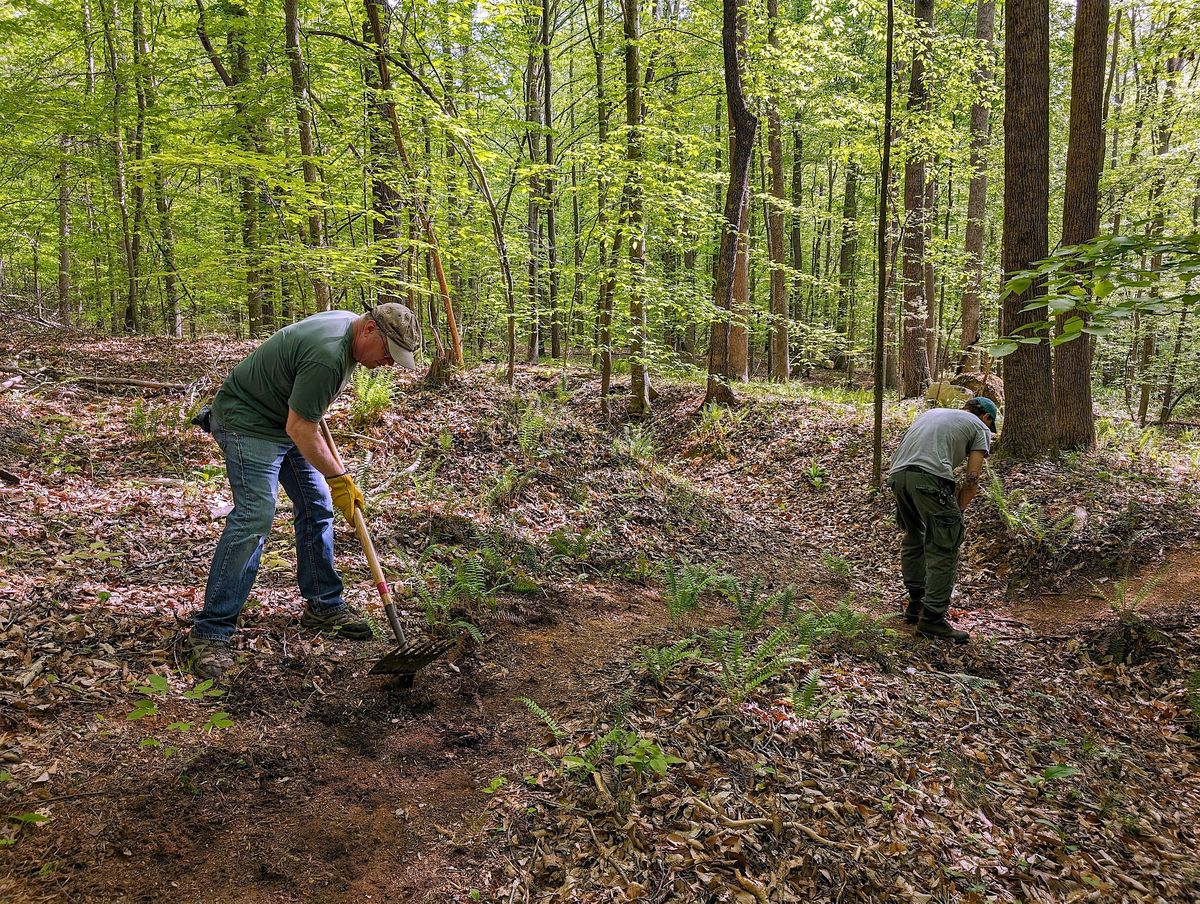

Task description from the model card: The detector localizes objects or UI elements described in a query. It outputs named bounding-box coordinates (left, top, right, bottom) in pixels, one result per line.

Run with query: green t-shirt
left=212, top=311, right=359, bottom=442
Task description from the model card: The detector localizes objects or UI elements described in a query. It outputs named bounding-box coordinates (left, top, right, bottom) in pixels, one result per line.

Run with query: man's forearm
left=957, top=483, right=979, bottom=510
left=286, top=414, right=343, bottom=478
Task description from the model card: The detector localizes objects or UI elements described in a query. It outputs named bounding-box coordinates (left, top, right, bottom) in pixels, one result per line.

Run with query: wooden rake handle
left=318, top=418, right=409, bottom=648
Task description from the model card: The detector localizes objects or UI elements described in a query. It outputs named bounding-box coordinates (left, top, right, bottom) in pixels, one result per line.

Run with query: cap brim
left=385, top=337, right=419, bottom=371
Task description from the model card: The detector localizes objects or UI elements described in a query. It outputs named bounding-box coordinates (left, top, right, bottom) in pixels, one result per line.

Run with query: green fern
left=790, top=668, right=827, bottom=719
left=350, top=367, right=395, bottom=427
left=516, top=696, right=566, bottom=740
left=700, top=625, right=803, bottom=705
left=661, top=561, right=717, bottom=622
left=1094, top=568, right=1165, bottom=623
left=640, top=639, right=697, bottom=685
left=517, top=401, right=550, bottom=458
left=1185, top=671, right=1200, bottom=732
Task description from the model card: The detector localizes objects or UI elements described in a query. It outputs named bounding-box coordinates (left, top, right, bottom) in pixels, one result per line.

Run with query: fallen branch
left=0, top=365, right=187, bottom=391
left=691, top=798, right=859, bottom=850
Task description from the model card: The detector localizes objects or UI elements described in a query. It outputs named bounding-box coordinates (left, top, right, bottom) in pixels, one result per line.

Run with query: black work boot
left=916, top=614, right=970, bottom=644
left=903, top=587, right=925, bottom=625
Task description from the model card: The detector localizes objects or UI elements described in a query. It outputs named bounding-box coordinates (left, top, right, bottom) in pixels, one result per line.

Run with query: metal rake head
left=369, top=636, right=455, bottom=685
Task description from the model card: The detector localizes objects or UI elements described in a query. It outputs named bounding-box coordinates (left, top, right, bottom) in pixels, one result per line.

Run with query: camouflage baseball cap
left=370, top=303, right=422, bottom=371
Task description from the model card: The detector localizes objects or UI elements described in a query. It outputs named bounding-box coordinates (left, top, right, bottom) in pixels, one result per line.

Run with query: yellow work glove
left=327, top=472, right=366, bottom=524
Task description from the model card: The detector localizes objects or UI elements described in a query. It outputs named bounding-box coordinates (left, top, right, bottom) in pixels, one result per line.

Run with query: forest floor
left=1, top=331, right=1199, bottom=903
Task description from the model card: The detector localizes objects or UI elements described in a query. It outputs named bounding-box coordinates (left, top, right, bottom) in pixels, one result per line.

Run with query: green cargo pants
left=887, top=468, right=964, bottom=617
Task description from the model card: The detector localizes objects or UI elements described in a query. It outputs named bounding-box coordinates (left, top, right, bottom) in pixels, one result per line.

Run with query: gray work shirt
left=888, top=408, right=992, bottom=482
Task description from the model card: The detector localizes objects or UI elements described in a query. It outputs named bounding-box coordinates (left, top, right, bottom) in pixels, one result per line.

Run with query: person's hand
left=327, top=473, right=366, bottom=523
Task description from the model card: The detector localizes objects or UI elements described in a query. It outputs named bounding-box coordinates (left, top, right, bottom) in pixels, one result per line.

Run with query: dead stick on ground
left=691, top=798, right=859, bottom=850
left=0, top=364, right=187, bottom=391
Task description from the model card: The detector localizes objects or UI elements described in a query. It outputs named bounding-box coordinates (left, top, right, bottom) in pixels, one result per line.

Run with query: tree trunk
left=960, top=0, right=995, bottom=372
left=766, top=0, right=788, bottom=382
left=1000, top=0, right=1056, bottom=456
left=592, top=0, right=614, bottom=409
left=623, top=0, right=651, bottom=414
left=873, top=0, right=895, bottom=487
left=900, top=0, right=933, bottom=397
left=543, top=0, right=561, bottom=360
left=837, top=157, right=859, bottom=370
left=100, top=0, right=138, bottom=334
left=57, top=137, right=71, bottom=326
left=705, top=0, right=757, bottom=405
left=1054, top=0, right=1109, bottom=449
left=363, top=19, right=405, bottom=308
left=284, top=0, right=331, bottom=310
left=1138, top=55, right=1184, bottom=426
left=525, top=33, right=542, bottom=364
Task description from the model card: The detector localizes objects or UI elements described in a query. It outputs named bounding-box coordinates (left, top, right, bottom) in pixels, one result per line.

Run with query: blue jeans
left=192, top=416, right=345, bottom=641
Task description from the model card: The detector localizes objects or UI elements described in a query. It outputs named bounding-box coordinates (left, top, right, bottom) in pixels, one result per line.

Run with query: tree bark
left=57, top=137, right=71, bottom=326
left=623, top=0, right=651, bottom=415
left=900, top=0, right=933, bottom=397
left=1001, top=0, right=1056, bottom=456
left=1054, top=0, right=1109, bottom=449
left=543, top=0, right=561, bottom=360
left=100, top=0, right=138, bottom=334
left=705, top=0, right=757, bottom=405
left=284, top=0, right=331, bottom=311
left=766, top=0, right=788, bottom=381
left=873, top=0, right=895, bottom=488
left=960, top=0, right=995, bottom=372
left=837, top=156, right=859, bottom=375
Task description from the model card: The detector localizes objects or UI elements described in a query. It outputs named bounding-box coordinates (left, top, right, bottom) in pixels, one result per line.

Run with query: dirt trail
left=2, top=583, right=696, bottom=903
left=1002, top=545, right=1200, bottom=632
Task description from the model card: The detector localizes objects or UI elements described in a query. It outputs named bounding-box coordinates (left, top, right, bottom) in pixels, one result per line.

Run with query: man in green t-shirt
left=187, top=304, right=422, bottom=680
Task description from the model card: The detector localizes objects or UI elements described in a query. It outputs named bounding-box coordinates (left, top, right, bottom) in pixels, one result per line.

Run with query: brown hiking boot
left=187, top=637, right=235, bottom=680
left=300, top=604, right=374, bottom=640
left=916, top=615, right=970, bottom=644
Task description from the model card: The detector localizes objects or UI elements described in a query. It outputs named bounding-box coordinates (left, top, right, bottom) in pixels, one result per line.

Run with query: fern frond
left=516, top=696, right=565, bottom=740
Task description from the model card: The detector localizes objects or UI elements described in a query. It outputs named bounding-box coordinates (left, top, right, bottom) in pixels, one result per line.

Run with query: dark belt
left=895, top=465, right=956, bottom=493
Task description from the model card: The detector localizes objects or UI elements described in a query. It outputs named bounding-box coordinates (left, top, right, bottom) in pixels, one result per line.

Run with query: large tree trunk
left=591, top=0, right=615, bottom=409
left=900, top=0, right=933, bottom=397
left=872, top=0, right=896, bottom=487
left=284, top=0, right=331, bottom=310
left=1000, top=0, right=1056, bottom=456
left=960, top=0, right=995, bottom=372
left=705, top=0, right=757, bottom=405
left=623, top=0, right=651, bottom=414
left=1054, top=0, right=1109, bottom=449
left=766, top=0, right=788, bottom=381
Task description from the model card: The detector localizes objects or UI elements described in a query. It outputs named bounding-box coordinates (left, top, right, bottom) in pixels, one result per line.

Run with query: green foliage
left=805, top=460, right=829, bottom=489
left=786, top=596, right=894, bottom=652
left=821, top=551, right=852, bottom=581
left=1094, top=568, right=1165, bottom=624
left=699, top=626, right=803, bottom=706
left=693, top=404, right=746, bottom=458
left=516, top=696, right=566, bottom=740
left=482, top=465, right=527, bottom=510
left=985, top=472, right=1075, bottom=549
left=715, top=576, right=797, bottom=630
left=517, top=399, right=553, bottom=459
left=127, top=399, right=157, bottom=440
left=1185, top=671, right=1200, bottom=733
left=992, top=232, right=1200, bottom=356
left=660, top=561, right=719, bottom=623
left=546, top=526, right=603, bottom=568
left=789, top=668, right=841, bottom=720
left=639, top=638, right=698, bottom=686
left=349, top=368, right=395, bottom=427
left=616, top=423, right=657, bottom=464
